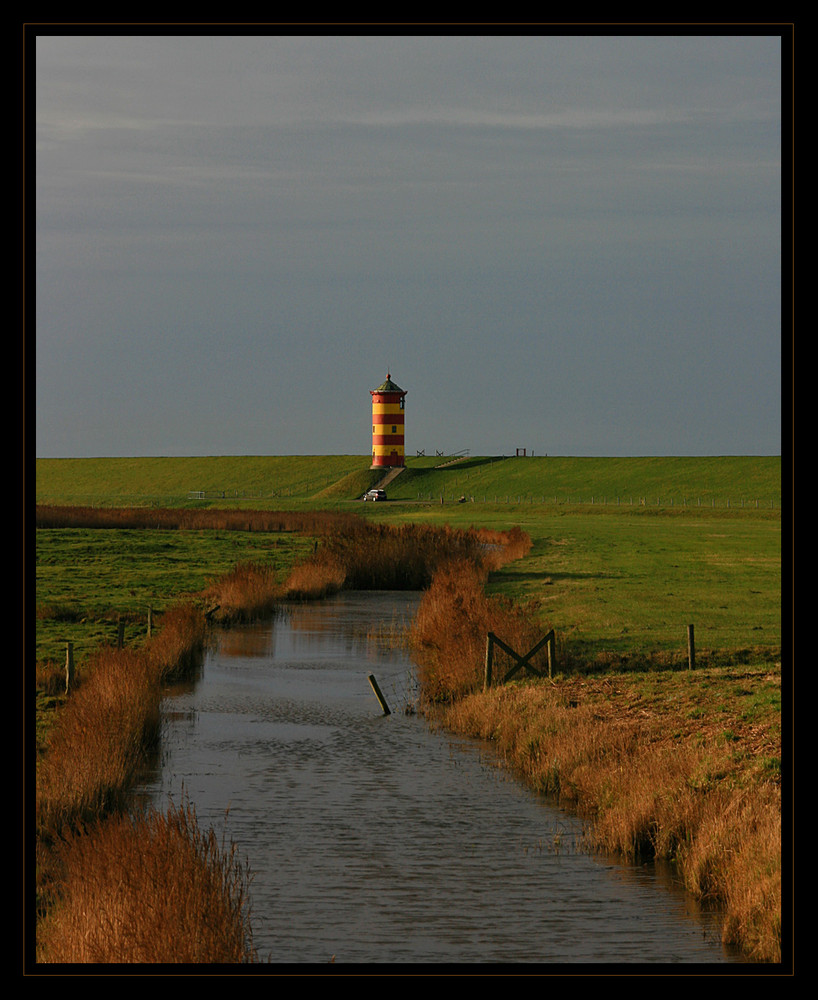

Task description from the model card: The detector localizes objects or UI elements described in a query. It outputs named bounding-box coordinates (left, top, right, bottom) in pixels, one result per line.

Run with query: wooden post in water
left=65, top=641, right=74, bottom=693
left=368, top=674, right=391, bottom=716
left=687, top=624, right=696, bottom=671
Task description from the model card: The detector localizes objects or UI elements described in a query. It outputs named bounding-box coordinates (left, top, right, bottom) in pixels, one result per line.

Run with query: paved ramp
left=372, top=467, right=406, bottom=491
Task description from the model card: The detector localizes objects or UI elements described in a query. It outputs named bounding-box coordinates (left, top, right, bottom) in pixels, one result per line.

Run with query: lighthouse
left=370, top=373, right=407, bottom=469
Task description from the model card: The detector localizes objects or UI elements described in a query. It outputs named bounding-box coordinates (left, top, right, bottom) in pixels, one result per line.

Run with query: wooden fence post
left=488, top=630, right=554, bottom=684
left=484, top=633, right=494, bottom=690
left=687, top=624, right=696, bottom=671
left=117, top=618, right=125, bottom=649
left=65, top=641, right=74, bottom=693
left=147, top=607, right=153, bottom=638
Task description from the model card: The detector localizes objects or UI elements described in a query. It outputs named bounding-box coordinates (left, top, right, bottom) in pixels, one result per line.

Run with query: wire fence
left=417, top=493, right=778, bottom=509
left=36, top=488, right=780, bottom=512
left=365, top=663, right=421, bottom=716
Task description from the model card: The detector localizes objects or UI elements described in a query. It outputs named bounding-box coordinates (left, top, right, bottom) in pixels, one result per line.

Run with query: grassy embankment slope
left=36, top=453, right=781, bottom=508
left=35, top=454, right=380, bottom=507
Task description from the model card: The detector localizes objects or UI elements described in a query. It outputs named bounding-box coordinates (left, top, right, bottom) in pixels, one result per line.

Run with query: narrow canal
left=136, top=591, right=742, bottom=966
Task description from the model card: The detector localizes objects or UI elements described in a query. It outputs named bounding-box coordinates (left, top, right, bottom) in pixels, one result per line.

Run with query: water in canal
left=136, top=591, right=743, bottom=967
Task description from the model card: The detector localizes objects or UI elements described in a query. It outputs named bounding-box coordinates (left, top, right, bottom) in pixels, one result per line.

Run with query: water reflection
left=218, top=598, right=412, bottom=668
left=138, top=591, right=742, bottom=966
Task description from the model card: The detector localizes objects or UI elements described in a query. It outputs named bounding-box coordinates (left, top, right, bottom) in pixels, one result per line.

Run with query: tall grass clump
left=409, top=556, right=547, bottom=703
left=474, top=524, right=532, bottom=568
left=36, top=601, right=207, bottom=840
left=282, top=550, right=348, bottom=601
left=36, top=646, right=163, bottom=837
left=203, top=561, right=281, bottom=625
left=680, top=783, right=781, bottom=962
left=34, top=587, right=248, bottom=964
left=36, top=799, right=257, bottom=964
left=145, top=600, right=207, bottom=681
left=323, top=521, right=530, bottom=590
left=276, top=521, right=531, bottom=600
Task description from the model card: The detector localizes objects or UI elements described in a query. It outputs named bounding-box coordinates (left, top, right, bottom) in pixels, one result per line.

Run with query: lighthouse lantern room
left=370, top=373, right=407, bottom=469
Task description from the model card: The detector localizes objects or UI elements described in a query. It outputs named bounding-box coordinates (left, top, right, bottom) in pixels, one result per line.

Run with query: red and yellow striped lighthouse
left=370, top=372, right=407, bottom=469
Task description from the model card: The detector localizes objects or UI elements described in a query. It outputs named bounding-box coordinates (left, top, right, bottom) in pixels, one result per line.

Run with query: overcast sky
left=33, top=31, right=784, bottom=458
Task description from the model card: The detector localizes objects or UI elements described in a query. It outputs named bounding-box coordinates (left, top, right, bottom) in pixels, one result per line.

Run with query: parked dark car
left=364, top=489, right=387, bottom=501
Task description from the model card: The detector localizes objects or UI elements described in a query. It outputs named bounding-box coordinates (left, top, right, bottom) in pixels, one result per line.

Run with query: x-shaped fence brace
left=484, top=630, right=556, bottom=689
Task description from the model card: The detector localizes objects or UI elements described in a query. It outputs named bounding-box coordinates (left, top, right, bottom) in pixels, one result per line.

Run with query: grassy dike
left=33, top=455, right=784, bottom=964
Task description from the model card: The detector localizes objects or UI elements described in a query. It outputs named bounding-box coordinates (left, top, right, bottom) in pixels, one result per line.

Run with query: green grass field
left=35, top=454, right=782, bottom=670
left=35, top=528, right=315, bottom=669
left=371, top=500, right=781, bottom=666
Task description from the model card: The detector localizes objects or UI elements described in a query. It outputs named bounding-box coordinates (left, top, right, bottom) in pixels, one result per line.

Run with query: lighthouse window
left=399, top=398, right=404, bottom=410
left=392, top=425, right=396, bottom=434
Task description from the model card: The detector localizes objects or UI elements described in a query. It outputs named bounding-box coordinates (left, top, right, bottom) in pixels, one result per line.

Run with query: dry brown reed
left=406, top=527, right=781, bottom=962
left=282, top=550, right=348, bottom=601
left=36, top=600, right=207, bottom=838
left=36, top=799, right=257, bottom=964
left=145, top=600, right=207, bottom=681
left=409, top=556, right=546, bottom=702
left=34, top=594, right=248, bottom=965
left=203, top=561, right=281, bottom=624
left=36, top=645, right=163, bottom=837
left=323, top=520, right=527, bottom=589
left=275, top=521, right=531, bottom=600
left=35, top=504, right=361, bottom=535
left=473, top=524, right=533, bottom=567
left=680, top=782, right=781, bottom=961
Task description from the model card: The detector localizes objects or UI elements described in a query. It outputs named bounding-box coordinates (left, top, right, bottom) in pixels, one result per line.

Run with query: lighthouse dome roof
left=373, top=373, right=405, bottom=393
